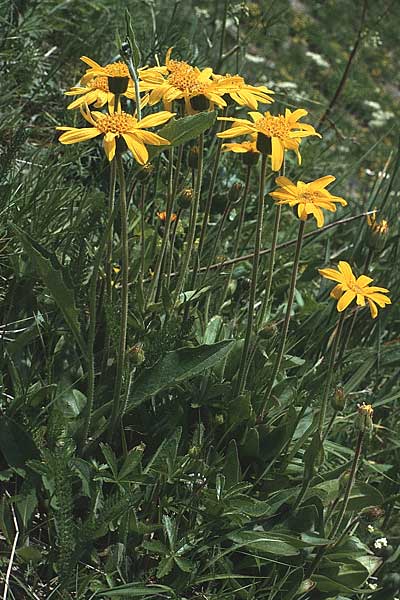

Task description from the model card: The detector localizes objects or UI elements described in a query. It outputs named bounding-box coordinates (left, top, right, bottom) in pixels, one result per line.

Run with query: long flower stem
left=317, top=311, right=346, bottom=437
left=149, top=148, right=175, bottom=303
left=261, top=219, right=306, bottom=417
left=174, top=134, right=204, bottom=301
left=82, top=173, right=117, bottom=447
left=139, top=183, right=146, bottom=289
left=306, top=429, right=364, bottom=577
left=236, top=154, right=267, bottom=396
left=258, top=205, right=282, bottom=327
left=109, top=153, right=129, bottom=438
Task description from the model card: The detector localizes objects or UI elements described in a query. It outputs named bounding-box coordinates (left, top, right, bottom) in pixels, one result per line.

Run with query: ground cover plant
left=1, top=0, right=400, bottom=599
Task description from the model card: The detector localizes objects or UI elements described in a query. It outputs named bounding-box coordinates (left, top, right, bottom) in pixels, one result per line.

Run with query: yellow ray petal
left=271, top=137, right=284, bottom=171
left=58, top=127, right=100, bottom=144
left=122, top=133, right=149, bottom=164
left=137, top=111, right=175, bottom=129
left=367, top=298, right=378, bottom=319
left=103, top=132, right=116, bottom=161
left=337, top=290, right=356, bottom=312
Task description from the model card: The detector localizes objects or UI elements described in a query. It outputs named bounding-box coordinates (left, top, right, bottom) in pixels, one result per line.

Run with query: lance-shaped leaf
left=12, top=226, right=86, bottom=356
left=126, top=340, right=234, bottom=410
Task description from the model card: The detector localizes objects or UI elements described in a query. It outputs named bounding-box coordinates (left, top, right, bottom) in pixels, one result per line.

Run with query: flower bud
left=108, top=76, right=129, bottom=95
left=128, top=343, right=145, bottom=366
left=228, top=182, right=243, bottom=204
left=360, top=506, right=385, bottom=524
left=366, top=211, right=389, bottom=252
left=136, top=163, right=154, bottom=181
left=331, top=386, right=346, bottom=412
left=177, top=187, right=193, bottom=209
left=356, top=402, right=374, bottom=432
left=215, top=414, right=224, bottom=425
left=188, top=146, right=200, bottom=169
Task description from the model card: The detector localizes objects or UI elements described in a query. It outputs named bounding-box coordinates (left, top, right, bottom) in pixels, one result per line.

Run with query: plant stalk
left=261, top=219, right=306, bottom=416
left=236, top=154, right=267, bottom=396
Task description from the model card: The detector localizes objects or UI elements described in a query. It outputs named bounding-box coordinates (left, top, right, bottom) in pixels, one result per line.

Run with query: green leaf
left=127, top=340, right=234, bottom=409
left=17, top=546, right=43, bottom=563
left=223, top=439, right=241, bottom=488
left=227, top=530, right=300, bottom=556
left=336, top=482, right=384, bottom=512
left=0, top=416, right=39, bottom=469
left=13, top=226, right=86, bottom=356
left=157, top=112, right=216, bottom=148
left=96, top=583, right=173, bottom=597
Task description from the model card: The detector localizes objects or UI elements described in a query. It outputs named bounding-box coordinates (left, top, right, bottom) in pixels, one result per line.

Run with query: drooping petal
left=337, top=290, right=356, bottom=312
left=367, top=298, right=378, bottom=319
left=103, top=132, right=116, bottom=161
left=58, top=127, right=100, bottom=144
left=271, top=137, right=284, bottom=171
left=122, top=133, right=149, bottom=165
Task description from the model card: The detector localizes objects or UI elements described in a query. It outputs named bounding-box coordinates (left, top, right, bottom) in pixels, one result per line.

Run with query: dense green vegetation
left=0, top=1, right=399, bottom=599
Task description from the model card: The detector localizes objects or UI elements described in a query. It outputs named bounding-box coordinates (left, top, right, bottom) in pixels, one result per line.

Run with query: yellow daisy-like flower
left=217, top=109, right=320, bottom=171
left=318, top=260, right=391, bottom=319
left=65, top=56, right=147, bottom=111
left=269, top=175, right=347, bottom=227
left=57, top=106, right=175, bottom=164
left=212, top=73, right=273, bottom=109
left=139, top=48, right=240, bottom=114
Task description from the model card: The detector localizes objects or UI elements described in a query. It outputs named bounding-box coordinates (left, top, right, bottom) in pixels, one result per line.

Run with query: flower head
left=139, top=48, right=241, bottom=114
left=270, top=175, right=347, bottom=227
left=318, top=261, right=391, bottom=318
left=57, top=106, right=175, bottom=163
left=65, top=56, right=145, bottom=111
left=217, top=108, right=320, bottom=171
left=212, top=73, right=273, bottom=109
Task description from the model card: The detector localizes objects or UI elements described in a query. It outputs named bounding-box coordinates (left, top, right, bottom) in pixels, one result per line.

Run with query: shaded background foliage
left=0, top=0, right=399, bottom=599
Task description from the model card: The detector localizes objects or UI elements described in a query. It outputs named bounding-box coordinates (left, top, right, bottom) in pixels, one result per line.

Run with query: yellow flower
left=57, top=106, right=175, bottom=163
left=217, top=108, right=320, bottom=171
left=367, top=210, right=389, bottom=236
left=318, top=260, right=391, bottom=319
left=212, top=74, right=273, bottom=109
left=139, top=48, right=239, bottom=114
left=222, top=138, right=259, bottom=155
left=358, top=402, right=374, bottom=418
left=157, top=211, right=177, bottom=222
left=65, top=56, right=147, bottom=111
left=269, top=175, right=347, bottom=227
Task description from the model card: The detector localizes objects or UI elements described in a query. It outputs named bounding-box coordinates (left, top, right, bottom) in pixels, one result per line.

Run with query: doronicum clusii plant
left=1, top=6, right=398, bottom=599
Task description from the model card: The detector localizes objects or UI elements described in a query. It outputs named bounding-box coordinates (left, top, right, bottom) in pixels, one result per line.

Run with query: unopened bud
left=356, top=402, right=374, bottom=432
left=128, top=343, right=145, bottom=366
left=215, top=414, right=224, bottom=425
left=360, top=506, right=385, bottom=524
left=177, top=187, right=193, bottom=209
left=366, top=211, right=389, bottom=252
left=137, top=163, right=154, bottom=181
left=331, top=386, right=346, bottom=411
left=228, top=182, right=243, bottom=204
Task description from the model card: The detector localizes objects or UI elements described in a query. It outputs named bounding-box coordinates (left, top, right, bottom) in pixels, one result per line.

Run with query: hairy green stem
left=82, top=176, right=117, bottom=447
left=236, top=154, right=267, bottom=396
left=174, top=134, right=204, bottom=301
left=109, top=154, right=129, bottom=439
left=261, top=219, right=306, bottom=416
left=317, top=311, right=346, bottom=437
left=258, top=205, right=282, bottom=327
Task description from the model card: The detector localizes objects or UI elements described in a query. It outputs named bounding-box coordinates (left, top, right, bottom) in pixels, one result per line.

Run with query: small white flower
left=373, top=537, right=388, bottom=550
left=367, top=524, right=375, bottom=533
left=305, top=51, right=330, bottom=68
left=365, top=168, right=375, bottom=176
left=368, top=582, right=378, bottom=591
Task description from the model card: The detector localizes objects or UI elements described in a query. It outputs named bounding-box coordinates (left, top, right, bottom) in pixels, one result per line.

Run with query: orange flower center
left=88, top=76, right=110, bottom=92
left=256, top=114, right=291, bottom=140
left=94, top=111, right=137, bottom=134
left=167, top=60, right=206, bottom=95
left=104, top=62, right=130, bottom=77
left=297, top=190, right=317, bottom=204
